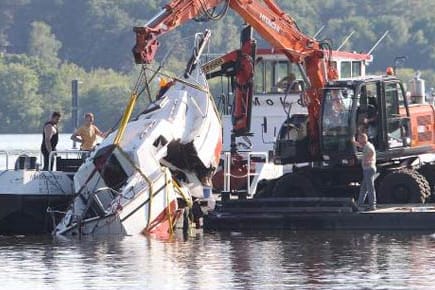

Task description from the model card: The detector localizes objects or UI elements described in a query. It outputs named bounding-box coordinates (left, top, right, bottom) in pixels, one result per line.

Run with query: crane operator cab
left=320, top=76, right=419, bottom=166
left=274, top=75, right=435, bottom=166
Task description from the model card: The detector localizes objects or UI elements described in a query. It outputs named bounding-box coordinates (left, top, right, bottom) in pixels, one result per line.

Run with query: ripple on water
left=1, top=231, right=435, bottom=289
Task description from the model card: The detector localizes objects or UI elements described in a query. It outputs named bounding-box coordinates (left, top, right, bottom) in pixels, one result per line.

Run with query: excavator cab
left=274, top=76, right=414, bottom=166
left=320, top=76, right=413, bottom=165
left=320, top=86, right=355, bottom=158
left=274, top=114, right=310, bottom=164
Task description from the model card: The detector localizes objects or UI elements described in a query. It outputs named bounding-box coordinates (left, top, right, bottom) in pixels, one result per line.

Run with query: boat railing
left=247, top=151, right=269, bottom=196
left=0, top=149, right=41, bottom=170
left=0, top=150, right=10, bottom=169
left=0, top=149, right=90, bottom=171
left=222, top=150, right=270, bottom=197
left=48, top=150, right=89, bottom=172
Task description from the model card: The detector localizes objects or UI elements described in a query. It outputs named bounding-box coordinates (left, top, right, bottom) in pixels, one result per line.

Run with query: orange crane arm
left=202, top=26, right=256, bottom=137
left=133, top=0, right=228, bottom=64
left=133, top=0, right=335, bottom=156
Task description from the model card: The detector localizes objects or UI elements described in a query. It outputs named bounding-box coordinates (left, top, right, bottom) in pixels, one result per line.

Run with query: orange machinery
left=132, top=0, right=435, bottom=204
left=133, top=0, right=337, bottom=158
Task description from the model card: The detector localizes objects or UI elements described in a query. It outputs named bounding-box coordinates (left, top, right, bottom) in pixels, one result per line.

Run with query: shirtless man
left=71, top=113, right=107, bottom=151
left=352, top=133, right=377, bottom=210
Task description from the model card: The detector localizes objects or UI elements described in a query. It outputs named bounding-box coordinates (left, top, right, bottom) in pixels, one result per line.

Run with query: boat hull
left=56, top=197, right=179, bottom=237
left=0, top=170, right=75, bottom=234
left=0, top=193, right=73, bottom=234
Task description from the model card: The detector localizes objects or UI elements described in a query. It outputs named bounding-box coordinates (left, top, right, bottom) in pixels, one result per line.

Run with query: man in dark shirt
left=41, top=111, right=61, bottom=170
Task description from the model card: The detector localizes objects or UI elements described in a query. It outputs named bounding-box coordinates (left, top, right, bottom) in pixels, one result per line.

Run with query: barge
left=0, top=151, right=84, bottom=234
left=204, top=197, right=435, bottom=231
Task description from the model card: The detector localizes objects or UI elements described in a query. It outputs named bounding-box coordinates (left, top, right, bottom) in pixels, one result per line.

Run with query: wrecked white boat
left=54, top=31, right=222, bottom=236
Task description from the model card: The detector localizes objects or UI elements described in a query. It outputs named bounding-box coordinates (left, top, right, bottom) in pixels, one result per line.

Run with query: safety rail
left=222, top=151, right=269, bottom=197
left=0, top=149, right=90, bottom=171
left=247, top=152, right=269, bottom=196
left=48, top=150, right=89, bottom=172
left=0, top=150, right=10, bottom=169
left=0, top=150, right=41, bottom=170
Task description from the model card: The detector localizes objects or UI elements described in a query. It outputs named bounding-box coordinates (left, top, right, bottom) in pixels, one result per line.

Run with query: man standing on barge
left=353, top=133, right=377, bottom=211
left=41, top=111, right=61, bottom=171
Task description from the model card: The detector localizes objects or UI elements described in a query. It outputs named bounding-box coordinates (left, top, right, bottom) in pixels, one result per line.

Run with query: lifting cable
left=164, top=170, right=174, bottom=236
left=115, top=146, right=154, bottom=228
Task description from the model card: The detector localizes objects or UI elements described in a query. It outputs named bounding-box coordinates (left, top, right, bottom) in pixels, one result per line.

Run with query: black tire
left=272, top=173, right=316, bottom=197
left=418, top=164, right=435, bottom=201
left=378, top=169, right=430, bottom=204
left=254, top=178, right=278, bottom=198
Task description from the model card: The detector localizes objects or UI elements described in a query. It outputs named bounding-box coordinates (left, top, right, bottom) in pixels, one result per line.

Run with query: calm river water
left=2, top=231, right=435, bottom=289
left=2, top=135, right=435, bottom=289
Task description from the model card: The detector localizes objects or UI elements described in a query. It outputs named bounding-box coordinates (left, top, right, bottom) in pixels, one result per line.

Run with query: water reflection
left=214, top=231, right=435, bottom=289
left=1, top=231, right=435, bottom=289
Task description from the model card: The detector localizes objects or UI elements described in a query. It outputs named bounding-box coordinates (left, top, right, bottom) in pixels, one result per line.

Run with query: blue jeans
left=358, top=167, right=376, bottom=208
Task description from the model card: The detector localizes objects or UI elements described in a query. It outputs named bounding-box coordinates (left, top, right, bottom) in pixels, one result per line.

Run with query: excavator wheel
left=254, top=178, right=278, bottom=198
left=272, top=173, right=316, bottom=197
left=378, top=169, right=430, bottom=204
left=418, top=164, right=435, bottom=201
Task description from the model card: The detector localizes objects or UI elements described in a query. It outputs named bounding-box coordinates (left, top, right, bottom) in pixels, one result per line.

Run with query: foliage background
left=0, top=0, right=434, bottom=133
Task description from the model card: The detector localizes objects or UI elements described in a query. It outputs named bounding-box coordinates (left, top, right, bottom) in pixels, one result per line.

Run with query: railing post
left=0, top=150, right=9, bottom=169
left=223, top=152, right=231, bottom=192
left=247, top=151, right=269, bottom=196
left=47, top=149, right=88, bottom=171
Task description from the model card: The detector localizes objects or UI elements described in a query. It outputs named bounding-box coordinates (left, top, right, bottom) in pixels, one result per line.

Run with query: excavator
left=133, top=0, right=435, bottom=204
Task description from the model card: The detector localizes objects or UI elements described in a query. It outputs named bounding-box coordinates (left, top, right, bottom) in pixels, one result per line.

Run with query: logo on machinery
left=259, top=13, right=281, bottom=33
left=253, top=96, right=293, bottom=108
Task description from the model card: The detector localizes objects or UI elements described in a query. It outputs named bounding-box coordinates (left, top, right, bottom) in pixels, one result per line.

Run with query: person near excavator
left=352, top=133, right=377, bottom=211
left=276, top=73, right=302, bottom=93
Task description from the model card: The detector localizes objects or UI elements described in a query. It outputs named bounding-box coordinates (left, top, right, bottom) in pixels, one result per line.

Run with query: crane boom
left=133, top=0, right=337, bottom=157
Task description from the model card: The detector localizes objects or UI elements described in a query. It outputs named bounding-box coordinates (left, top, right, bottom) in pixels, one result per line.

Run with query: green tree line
left=0, top=0, right=434, bottom=133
